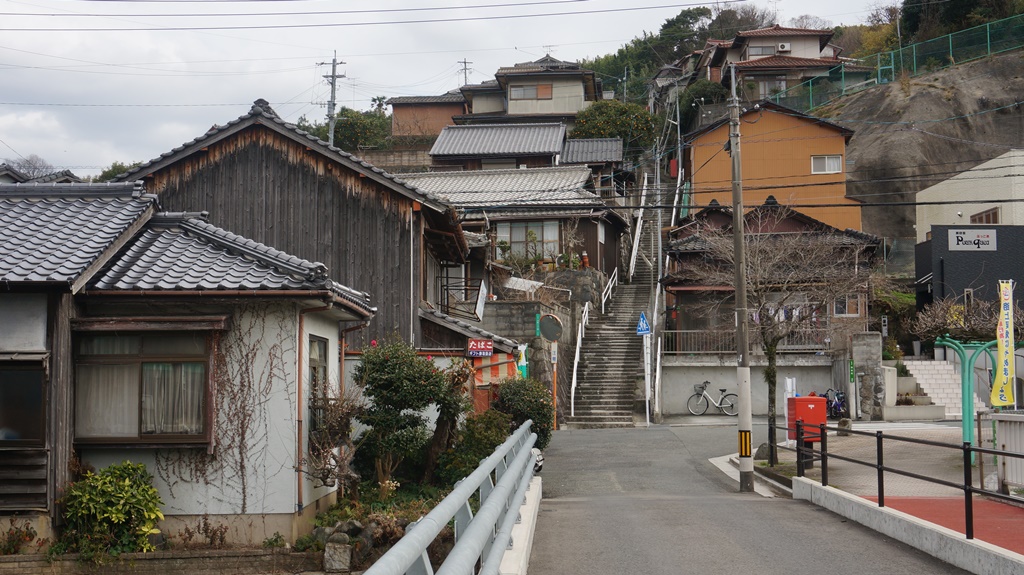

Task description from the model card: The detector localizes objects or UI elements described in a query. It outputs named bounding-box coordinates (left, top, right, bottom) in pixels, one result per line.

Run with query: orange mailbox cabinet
left=787, top=396, right=827, bottom=441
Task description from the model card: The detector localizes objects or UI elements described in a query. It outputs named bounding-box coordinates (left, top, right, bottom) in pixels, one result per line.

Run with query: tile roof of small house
left=561, top=138, right=623, bottom=164
left=0, top=182, right=156, bottom=287
left=735, top=55, right=844, bottom=70
left=418, top=306, right=517, bottom=351
left=27, top=170, right=84, bottom=184
left=495, top=55, right=586, bottom=75
left=430, top=123, right=566, bottom=157
left=735, top=25, right=834, bottom=49
left=90, top=213, right=375, bottom=317
left=396, top=166, right=594, bottom=209
left=0, top=163, right=29, bottom=183
left=387, top=92, right=465, bottom=105
left=113, top=99, right=450, bottom=213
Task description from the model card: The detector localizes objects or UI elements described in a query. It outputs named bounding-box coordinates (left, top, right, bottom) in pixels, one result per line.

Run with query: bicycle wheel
left=719, top=394, right=739, bottom=416
left=686, top=393, right=709, bottom=415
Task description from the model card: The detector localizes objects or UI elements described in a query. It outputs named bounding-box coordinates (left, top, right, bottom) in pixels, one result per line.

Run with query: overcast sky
left=2, top=0, right=877, bottom=177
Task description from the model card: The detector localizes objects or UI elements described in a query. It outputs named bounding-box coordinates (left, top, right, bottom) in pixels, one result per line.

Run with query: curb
left=500, top=476, right=542, bottom=575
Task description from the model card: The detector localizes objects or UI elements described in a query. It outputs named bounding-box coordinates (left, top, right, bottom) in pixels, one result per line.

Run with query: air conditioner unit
left=777, top=42, right=792, bottom=52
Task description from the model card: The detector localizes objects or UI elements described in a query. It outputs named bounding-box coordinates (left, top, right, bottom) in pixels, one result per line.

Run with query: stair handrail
left=570, top=301, right=591, bottom=417
left=629, top=173, right=649, bottom=282
left=601, top=267, right=618, bottom=314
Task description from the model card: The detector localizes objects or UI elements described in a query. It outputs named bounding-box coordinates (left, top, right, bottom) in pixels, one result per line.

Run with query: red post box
left=787, top=396, right=827, bottom=441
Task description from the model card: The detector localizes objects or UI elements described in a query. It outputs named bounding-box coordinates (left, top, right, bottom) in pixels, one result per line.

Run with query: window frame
left=495, top=220, right=561, bottom=261
left=811, top=155, right=843, bottom=175
left=832, top=294, right=863, bottom=318
left=307, top=335, right=329, bottom=436
left=970, top=208, right=999, bottom=225
left=73, top=329, right=216, bottom=446
left=509, top=84, right=553, bottom=100
left=748, top=45, right=777, bottom=57
left=0, top=362, right=47, bottom=446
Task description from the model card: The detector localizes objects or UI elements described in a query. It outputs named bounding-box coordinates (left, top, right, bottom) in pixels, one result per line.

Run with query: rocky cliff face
left=817, top=50, right=1024, bottom=239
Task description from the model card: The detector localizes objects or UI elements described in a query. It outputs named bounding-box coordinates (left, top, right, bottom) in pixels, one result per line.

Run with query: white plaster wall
left=81, top=304, right=301, bottom=517
left=0, top=294, right=48, bottom=351
left=915, top=151, right=1024, bottom=243
left=661, top=361, right=832, bottom=415
left=301, top=311, right=344, bottom=509
left=472, top=93, right=505, bottom=114
left=507, top=77, right=585, bottom=115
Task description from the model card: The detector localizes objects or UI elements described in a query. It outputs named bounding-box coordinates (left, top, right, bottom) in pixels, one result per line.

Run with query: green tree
left=570, top=100, right=655, bottom=159
left=296, top=105, right=392, bottom=153
left=355, top=336, right=446, bottom=486
left=92, top=161, right=141, bottom=183
left=678, top=79, right=729, bottom=130
left=492, top=377, right=555, bottom=449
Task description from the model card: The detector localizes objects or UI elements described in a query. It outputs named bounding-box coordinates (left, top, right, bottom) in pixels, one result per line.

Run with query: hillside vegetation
left=816, top=49, right=1024, bottom=239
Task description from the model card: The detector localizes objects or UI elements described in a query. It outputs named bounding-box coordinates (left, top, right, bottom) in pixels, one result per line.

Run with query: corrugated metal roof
left=92, top=214, right=375, bottom=316
left=0, top=183, right=155, bottom=285
left=430, top=123, right=565, bottom=157
left=396, top=166, right=596, bottom=209
left=561, top=138, right=623, bottom=164
left=112, top=99, right=449, bottom=212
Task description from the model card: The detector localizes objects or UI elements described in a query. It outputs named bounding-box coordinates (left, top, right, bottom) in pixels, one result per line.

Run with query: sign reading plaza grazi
left=949, top=229, right=997, bottom=251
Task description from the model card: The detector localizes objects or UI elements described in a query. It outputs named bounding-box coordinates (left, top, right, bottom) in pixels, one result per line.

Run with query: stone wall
left=852, top=332, right=884, bottom=420
left=0, top=549, right=321, bottom=575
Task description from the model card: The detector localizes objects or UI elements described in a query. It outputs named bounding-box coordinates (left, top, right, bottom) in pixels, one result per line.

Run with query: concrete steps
left=901, top=359, right=988, bottom=420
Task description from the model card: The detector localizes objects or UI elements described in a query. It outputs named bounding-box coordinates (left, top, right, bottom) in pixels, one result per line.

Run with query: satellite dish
left=539, top=314, right=563, bottom=341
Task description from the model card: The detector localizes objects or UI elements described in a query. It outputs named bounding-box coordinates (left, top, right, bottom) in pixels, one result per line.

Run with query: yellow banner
left=992, top=280, right=1016, bottom=406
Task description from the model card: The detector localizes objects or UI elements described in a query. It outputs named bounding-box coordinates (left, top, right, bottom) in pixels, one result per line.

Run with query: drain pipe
left=297, top=302, right=332, bottom=514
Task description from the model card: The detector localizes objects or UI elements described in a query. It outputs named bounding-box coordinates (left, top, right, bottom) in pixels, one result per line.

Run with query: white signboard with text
left=949, top=229, right=996, bottom=251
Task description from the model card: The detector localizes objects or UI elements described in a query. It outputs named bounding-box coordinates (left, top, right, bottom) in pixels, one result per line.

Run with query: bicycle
left=824, top=388, right=848, bottom=419
left=686, top=381, right=738, bottom=416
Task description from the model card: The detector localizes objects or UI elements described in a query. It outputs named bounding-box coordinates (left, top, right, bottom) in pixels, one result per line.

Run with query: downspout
left=410, top=206, right=416, bottom=343
left=339, top=321, right=370, bottom=394
left=297, top=303, right=332, bottom=514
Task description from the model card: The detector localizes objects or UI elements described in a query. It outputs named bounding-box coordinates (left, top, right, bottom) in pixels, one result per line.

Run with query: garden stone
left=337, top=519, right=364, bottom=537
left=753, top=442, right=771, bottom=461
left=324, top=534, right=352, bottom=573
left=351, top=523, right=377, bottom=565
left=313, top=526, right=334, bottom=546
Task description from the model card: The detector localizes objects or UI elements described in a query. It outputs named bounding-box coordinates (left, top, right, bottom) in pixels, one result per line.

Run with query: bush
left=438, top=410, right=513, bottom=486
left=492, top=377, right=554, bottom=449
left=53, top=461, right=164, bottom=561
left=2, top=519, right=37, bottom=555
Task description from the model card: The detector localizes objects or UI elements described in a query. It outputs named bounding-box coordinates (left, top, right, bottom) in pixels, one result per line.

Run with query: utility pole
left=727, top=63, right=754, bottom=493
left=458, top=59, right=473, bottom=86
left=321, top=52, right=346, bottom=147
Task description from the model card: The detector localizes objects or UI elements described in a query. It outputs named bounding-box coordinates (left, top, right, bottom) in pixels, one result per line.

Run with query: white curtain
left=142, top=363, right=205, bottom=435
left=76, top=364, right=139, bottom=438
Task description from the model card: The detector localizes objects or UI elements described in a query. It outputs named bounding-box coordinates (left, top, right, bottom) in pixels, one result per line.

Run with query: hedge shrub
left=492, top=377, right=554, bottom=449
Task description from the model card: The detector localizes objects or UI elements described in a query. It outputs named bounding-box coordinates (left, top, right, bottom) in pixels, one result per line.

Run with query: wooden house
left=0, top=182, right=376, bottom=543
left=113, top=99, right=516, bottom=356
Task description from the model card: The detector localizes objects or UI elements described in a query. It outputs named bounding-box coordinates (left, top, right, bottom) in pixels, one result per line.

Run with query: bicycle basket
left=694, top=382, right=708, bottom=393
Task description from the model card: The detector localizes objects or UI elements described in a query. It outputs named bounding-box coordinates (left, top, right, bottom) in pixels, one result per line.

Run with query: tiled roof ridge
left=441, top=122, right=565, bottom=130
left=738, top=24, right=832, bottom=35
left=113, top=99, right=446, bottom=209
left=397, top=165, right=589, bottom=179
left=0, top=181, right=150, bottom=199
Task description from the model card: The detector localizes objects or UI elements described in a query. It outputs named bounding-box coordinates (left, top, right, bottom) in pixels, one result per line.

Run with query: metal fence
left=363, top=421, right=537, bottom=575
left=769, top=13, right=1024, bottom=113
left=662, top=326, right=832, bottom=355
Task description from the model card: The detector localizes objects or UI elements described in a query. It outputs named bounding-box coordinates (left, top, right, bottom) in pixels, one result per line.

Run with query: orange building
left=682, top=102, right=862, bottom=231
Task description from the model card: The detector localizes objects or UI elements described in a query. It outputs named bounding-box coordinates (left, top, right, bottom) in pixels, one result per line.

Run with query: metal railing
left=628, top=173, right=648, bottom=282
left=769, top=13, right=1024, bottom=113
left=661, top=327, right=832, bottom=355
left=437, top=277, right=484, bottom=321
left=570, top=301, right=591, bottom=417
left=601, top=267, right=617, bottom=314
left=364, top=421, right=537, bottom=575
left=771, top=420, right=1024, bottom=541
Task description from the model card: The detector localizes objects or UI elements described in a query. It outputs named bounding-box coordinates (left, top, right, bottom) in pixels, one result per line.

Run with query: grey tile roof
left=387, top=93, right=465, bottom=105
left=395, top=166, right=597, bottom=210
left=112, top=99, right=450, bottom=213
left=0, top=163, right=29, bottom=183
left=0, top=182, right=156, bottom=285
left=561, top=138, right=623, bottom=164
left=91, top=213, right=375, bottom=317
left=418, top=307, right=517, bottom=351
left=429, top=123, right=565, bottom=157
left=28, top=170, right=83, bottom=184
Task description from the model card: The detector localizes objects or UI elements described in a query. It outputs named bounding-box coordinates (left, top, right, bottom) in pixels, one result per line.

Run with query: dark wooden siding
left=142, top=126, right=418, bottom=348
left=578, top=219, right=621, bottom=277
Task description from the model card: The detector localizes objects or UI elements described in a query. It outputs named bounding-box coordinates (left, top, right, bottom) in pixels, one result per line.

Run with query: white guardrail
left=628, top=173, right=649, bottom=282
left=601, top=267, right=618, bottom=314
left=570, top=301, right=591, bottom=417
left=363, top=421, right=537, bottom=575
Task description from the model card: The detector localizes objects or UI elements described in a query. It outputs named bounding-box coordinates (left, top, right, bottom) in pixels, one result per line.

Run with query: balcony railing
left=437, top=277, right=484, bottom=321
left=662, top=327, right=833, bottom=355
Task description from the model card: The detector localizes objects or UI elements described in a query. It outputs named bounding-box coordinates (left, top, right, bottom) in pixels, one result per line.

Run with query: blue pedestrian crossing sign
left=636, top=312, right=651, bottom=335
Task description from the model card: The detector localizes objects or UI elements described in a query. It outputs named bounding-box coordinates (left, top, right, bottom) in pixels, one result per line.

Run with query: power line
left=0, top=2, right=737, bottom=32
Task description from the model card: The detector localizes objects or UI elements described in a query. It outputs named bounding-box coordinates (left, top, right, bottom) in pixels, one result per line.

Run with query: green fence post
left=912, top=44, right=917, bottom=76
left=987, top=21, right=991, bottom=57
left=949, top=34, right=954, bottom=65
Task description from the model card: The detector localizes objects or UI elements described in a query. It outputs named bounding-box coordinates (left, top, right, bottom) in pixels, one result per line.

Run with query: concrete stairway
left=901, top=359, right=988, bottom=420
left=563, top=198, right=657, bottom=429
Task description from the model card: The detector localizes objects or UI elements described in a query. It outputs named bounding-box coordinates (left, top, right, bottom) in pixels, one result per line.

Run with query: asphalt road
left=528, top=422, right=971, bottom=575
